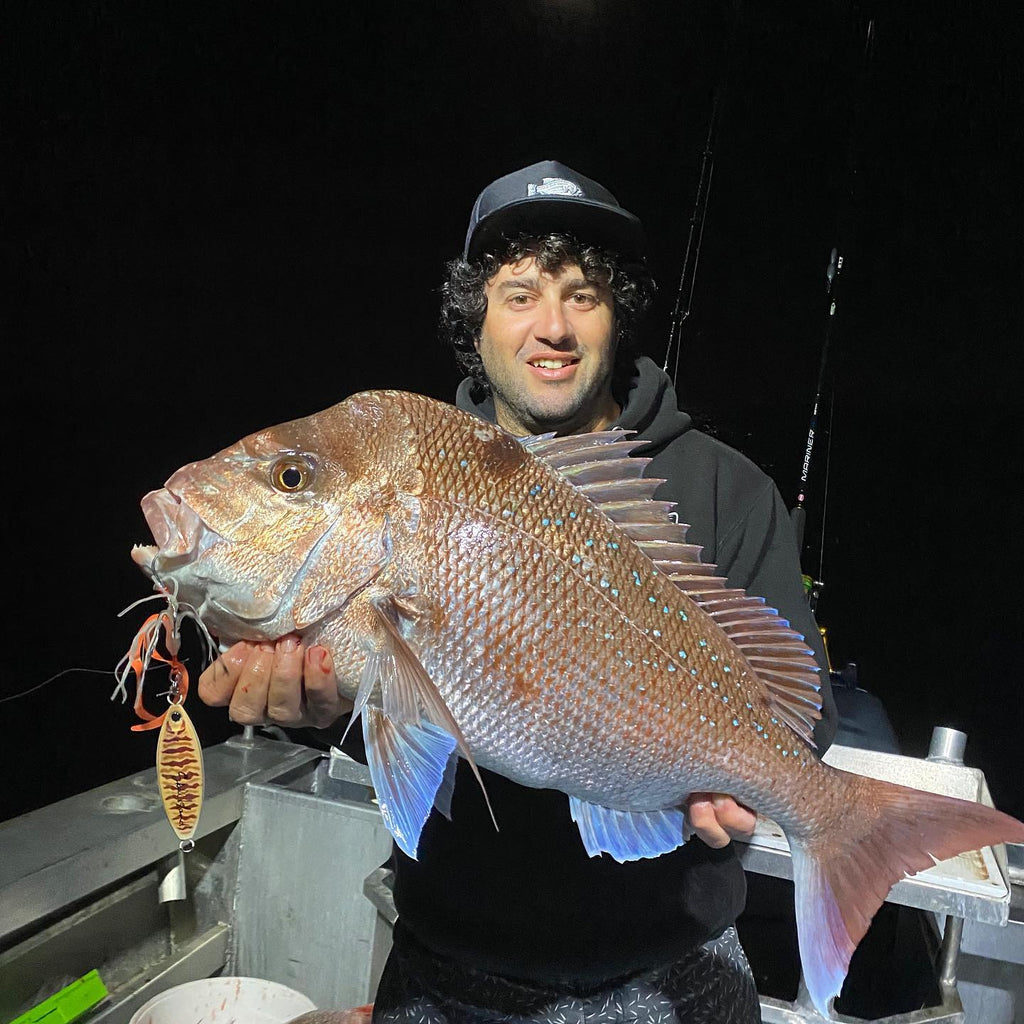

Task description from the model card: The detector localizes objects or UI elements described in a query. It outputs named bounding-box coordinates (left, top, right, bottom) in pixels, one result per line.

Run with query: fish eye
left=271, top=456, right=313, bottom=492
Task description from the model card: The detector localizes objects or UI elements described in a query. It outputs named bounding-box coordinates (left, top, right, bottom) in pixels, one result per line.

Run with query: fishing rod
left=790, top=16, right=876, bottom=617
left=663, top=90, right=719, bottom=387
left=662, top=0, right=745, bottom=386
left=791, top=245, right=840, bottom=559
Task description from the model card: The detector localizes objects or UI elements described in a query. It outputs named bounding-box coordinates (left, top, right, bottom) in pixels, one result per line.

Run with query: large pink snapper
left=131, top=390, right=1024, bottom=1016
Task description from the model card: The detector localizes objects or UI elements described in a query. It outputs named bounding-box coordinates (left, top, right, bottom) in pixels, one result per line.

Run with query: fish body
left=132, top=390, right=1024, bottom=1015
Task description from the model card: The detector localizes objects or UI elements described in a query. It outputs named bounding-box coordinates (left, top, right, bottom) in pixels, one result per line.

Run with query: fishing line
left=0, top=655, right=198, bottom=704
left=0, top=667, right=117, bottom=704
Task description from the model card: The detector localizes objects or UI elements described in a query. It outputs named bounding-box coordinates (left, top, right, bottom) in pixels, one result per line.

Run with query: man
left=199, top=160, right=836, bottom=1023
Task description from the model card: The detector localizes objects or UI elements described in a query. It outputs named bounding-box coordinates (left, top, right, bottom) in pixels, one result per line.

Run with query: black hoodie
left=389, top=357, right=836, bottom=987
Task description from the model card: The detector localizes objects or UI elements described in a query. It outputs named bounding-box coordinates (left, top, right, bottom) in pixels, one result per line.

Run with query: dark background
left=3, top=2, right=1021, bottom=823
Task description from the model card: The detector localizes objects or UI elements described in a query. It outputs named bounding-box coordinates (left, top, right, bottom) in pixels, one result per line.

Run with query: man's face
left=475, top=258, right=619, bottom=437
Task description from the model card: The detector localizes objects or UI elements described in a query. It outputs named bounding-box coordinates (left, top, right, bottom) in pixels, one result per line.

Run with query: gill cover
left=286, top=394, right=426, bottom=630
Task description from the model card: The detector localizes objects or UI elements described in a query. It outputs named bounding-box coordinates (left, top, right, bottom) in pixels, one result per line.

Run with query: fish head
left=131, top=393, right=424, bottom=644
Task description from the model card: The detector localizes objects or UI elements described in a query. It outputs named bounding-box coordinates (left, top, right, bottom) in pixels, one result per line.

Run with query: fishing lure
left=113, top=579, right=217, bottom=851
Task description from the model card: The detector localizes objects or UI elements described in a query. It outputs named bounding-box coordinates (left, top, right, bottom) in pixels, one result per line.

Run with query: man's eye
left=571, top=292, right=598, bottom=306
left=509, top=294, right=532, bottom=305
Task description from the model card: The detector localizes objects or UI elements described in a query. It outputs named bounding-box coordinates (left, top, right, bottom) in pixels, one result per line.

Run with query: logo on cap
left=527, top=177, right=584, bottom=198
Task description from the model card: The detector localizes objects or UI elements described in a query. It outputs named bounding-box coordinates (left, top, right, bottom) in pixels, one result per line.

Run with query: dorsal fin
left=524, top=428, right=822, bottom=746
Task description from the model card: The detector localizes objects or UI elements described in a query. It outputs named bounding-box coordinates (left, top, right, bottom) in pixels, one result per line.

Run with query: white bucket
left=129, top=976, right=317, bottom=1024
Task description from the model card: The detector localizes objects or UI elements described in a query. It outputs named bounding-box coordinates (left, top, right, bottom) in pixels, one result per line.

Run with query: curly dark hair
left=439, top=232, right=657, bottom=394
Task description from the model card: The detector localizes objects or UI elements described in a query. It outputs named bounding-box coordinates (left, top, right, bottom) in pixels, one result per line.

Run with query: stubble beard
left=487, top=356, right=617, bottom=437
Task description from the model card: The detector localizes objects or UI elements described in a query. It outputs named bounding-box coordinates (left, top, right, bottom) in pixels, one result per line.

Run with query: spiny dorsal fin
left=524, top=428, right=822, bottom=746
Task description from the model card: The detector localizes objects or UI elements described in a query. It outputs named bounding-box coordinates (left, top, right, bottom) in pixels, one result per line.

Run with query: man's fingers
left=227, top=643, right=275, bottom=725
left=710, top=793, right=757, bottom=838
left=687, top=794, right=731, bottom=849
left=686, top=792, right=757, bottom=849
left=197, top=642, right=253, bottom=707
left=265, top=636, right=304, bottom=724
left=197, top=636, right=350, bottom=730
left=303, top=645, right=353, bottom=728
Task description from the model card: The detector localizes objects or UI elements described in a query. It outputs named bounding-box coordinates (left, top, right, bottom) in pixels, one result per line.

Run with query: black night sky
left=4, top=2, right=1022, bottom=823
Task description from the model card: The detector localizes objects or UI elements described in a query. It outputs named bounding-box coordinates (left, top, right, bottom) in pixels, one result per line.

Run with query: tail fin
left=789, top=774, right=1024, bottom=1018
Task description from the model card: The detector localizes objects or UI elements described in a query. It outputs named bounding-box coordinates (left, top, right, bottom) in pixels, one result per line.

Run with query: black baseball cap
left=463, top=159, right=646, bottom=261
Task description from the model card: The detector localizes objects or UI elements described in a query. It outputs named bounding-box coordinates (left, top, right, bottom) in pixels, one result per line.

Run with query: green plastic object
left=9, top=970, right=108, bottom=1023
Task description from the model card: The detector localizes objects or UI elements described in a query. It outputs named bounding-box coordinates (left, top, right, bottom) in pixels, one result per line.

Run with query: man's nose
left=535, top=297, right=572, bottom=347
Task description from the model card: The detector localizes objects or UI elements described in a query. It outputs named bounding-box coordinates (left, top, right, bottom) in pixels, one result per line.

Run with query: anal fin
left=569, top=797, right=687, bottom=862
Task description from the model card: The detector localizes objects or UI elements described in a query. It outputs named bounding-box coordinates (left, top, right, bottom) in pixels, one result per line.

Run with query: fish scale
left=131, top=388, right=1024, bottom=1018
left=399, top=432, right=810, bottom=813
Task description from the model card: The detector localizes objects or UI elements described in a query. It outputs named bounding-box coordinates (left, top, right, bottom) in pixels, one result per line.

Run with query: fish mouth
left=132, top=488, right=211, bottom=571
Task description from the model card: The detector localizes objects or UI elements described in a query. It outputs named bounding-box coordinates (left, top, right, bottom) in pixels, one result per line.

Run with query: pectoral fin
left=433, top=753, right=459, bottom=820
left=362, top=706, right=456, bottom=858
left=569, top=797, right=688, bottom=862
left=342, top=595, right=496, bottom=853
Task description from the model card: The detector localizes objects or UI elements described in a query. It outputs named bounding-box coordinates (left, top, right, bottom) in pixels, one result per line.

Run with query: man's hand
left=197, top=635, right=352, bottom=730
left=685, top=792, right=757, bottom=849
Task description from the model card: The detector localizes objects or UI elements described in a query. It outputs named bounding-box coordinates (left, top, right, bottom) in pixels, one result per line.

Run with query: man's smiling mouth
left=528, top=356, right=580, bottom=369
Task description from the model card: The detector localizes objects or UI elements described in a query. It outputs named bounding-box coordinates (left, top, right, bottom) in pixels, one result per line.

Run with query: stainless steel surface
left=0, top=735, right=321, bottom=947
left=86, top=924, right=230, bottom=1024
left=363, top=867, right=397, bottom=927
left=759, top=996, right=965, bottom=1024
left=736, top=744, right=1015, bottom=926
left=158, top=850, right=187, bottom=904
left=928, top=727, right=968, bottom=765
left=959, top=845, right=1024, bottom=969
left=3, top=736, right=1019, bottom=1023
left=937, top=916, right=965, bottom=989
left=1, top=873, right=167, bottom=1021
left=231, top=756, right=393, bottom=1012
